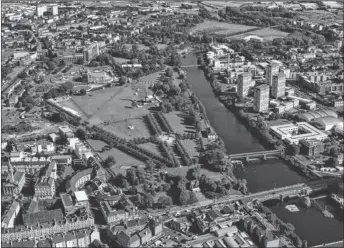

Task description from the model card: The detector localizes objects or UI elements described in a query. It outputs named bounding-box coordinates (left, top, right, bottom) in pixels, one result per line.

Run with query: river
left=264, top=197, right=343, bottom=247
left=182, top=54, right=306, bottom=193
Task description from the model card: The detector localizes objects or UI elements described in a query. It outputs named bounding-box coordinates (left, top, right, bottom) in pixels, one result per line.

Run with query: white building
left=270, top=122, right=328, bottom=144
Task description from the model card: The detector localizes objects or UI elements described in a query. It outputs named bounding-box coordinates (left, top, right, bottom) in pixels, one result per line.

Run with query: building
left=298, top=109, right=338, bottom=122
left=168, top=217, right=191, bottom=233
left=271, top=72, right=286, bottom=99
left=83, top=43, right=100, bottom=64
left=253, top=84, right=270, bottom=113
left=149, top=217, right=163, bottom=236
left=58, top=126, right=74, bottom=139
left=51, top=155, right=72, bottom=165
left=237, top=72, right=251, bottom=100
left=266, top=238, right=281, bottom=247
left=138, top=227, right=152, bottom=245
left=266, top=63, right=279, bottom=85
left=65, top=168, right=93, bottom=192
left=270, top=122, right=328, bottom=145
left=300, top=139, right=324, bottom=157
left=312, top=116, right=343, bottom=131
left=214, top=225, right=238, bottom=237
left=36, top=5, right=47, bottom=17
left=74, top=190, right=90, bottom=208
left=117, top=231, right=141, bottom=248
left=2, top=164, right=25, bottom=196
left=100, top=201, right=129, bottom=224
left=61, top=193, right=76, bottom=215
left=2, top=209, right=95, bottom=242
left=1, top=200, right=21, bottom=228
left=23, top=208, right=64, bottom=226
left=84, top=70, right=113, bottom=84
left=35, top=176, right=55, bottom=199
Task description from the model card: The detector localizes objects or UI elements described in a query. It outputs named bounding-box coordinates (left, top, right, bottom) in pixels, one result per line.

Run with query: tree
left=157, top=195, right=173, bottom=206
left=127, top=168, right=138, bottom=185
left=80, top=89, right=87, bottom=95
left=119, top=76, right=127, bottom=85
left=143, top=193, right=154, bottom=208
left=188, top=191, right=198, bottom=204
left=330, top=147, right=339, bottom=157
left=163, top=183, right=171, bottom=192
left=146, top=159, right=156, bottom=171
left=105, top=155, right=115, bottom=167
left=76, top=128, right=86, bottom=140
left=165, top=67, right=173, bottom=77
left=179, top=190, right=190, bottom=205
left=25, top=103, right=34, bottom=112
left=290, top=144, right=300, bottom=156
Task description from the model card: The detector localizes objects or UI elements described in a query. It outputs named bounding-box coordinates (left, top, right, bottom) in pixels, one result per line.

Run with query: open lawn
left=189, top=20, right=257, bottom=35
left=100, top=117, right=151, bottom=140
left=138, top=142, right=162, bottom=158
left=87, top=139, right=144, bottom=172
left=139, top=70, right=163, bottom=83
left=64, top=86, right=150, bottom=125
left=231, top=28, right=289, bottom=41
left=179, top=139, right=199, bottom=158
left=164, top=111, right=194, bottom=134
left=104, top=148, right=144, bottom=173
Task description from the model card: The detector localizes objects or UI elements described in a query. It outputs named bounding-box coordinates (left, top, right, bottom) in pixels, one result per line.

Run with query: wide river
left=182, top=54, right=306, bottom=193
left=182, top=53, right=343, bottom=246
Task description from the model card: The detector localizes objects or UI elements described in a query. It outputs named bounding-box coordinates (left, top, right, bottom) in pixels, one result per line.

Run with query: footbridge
left=226, top=149, right=282, bottom=162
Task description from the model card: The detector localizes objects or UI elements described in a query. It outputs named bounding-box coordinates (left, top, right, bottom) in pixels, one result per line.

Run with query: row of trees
left=159, top=141, right=178, bottom=167
left=155, top=112, right=174, bottom=133
left=145, top=114, right=162, bottom=136
left=174, top=139, right=193, bottom=166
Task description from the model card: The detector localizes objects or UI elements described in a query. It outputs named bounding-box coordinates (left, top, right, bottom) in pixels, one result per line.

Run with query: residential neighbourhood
left=1, top=0, right=343, bottom=248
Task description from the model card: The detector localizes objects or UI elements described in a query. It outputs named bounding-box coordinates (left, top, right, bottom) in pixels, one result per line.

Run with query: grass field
left=189, top=20, right=257, bottom=35
left=164, top=111, right=194, bottom=134
left=61, top=86, right=150, bottom=125
left=179, top=139, right=199, bottom=158
left=87, top=139, right=144, bottom=174
left=100, top=117, right=151, bottom=140
left=231, top=28, right=289, bottom=41
left=138, top=142, right=162, bottom=157
left=139, top=71, right=163, bottom=83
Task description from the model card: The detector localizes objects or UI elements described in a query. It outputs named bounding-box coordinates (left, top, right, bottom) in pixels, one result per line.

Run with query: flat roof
left=74, top=190, right=89, bottom=202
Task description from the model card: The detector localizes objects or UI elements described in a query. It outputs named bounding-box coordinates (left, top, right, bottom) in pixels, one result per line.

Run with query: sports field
left=189, top=20, right=257, bottom=35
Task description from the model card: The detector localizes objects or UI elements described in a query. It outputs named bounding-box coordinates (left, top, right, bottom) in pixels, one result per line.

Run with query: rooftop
left=74, top=190, right=89, bottom=202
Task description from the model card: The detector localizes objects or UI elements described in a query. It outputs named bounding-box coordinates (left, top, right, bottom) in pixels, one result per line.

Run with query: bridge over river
left=226, top=149, right=282, bottom=162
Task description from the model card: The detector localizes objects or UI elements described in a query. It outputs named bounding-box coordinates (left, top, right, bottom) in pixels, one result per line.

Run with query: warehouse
left=312, top=116, right=343, bottom=131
